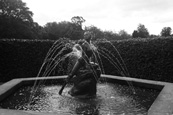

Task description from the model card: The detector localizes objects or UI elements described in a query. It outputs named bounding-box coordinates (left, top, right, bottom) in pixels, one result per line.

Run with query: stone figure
left=59, top=31, right=101, bottom=98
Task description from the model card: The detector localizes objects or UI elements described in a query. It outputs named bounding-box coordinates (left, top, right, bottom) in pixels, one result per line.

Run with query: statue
left=59, top=31, right=101, bottom=98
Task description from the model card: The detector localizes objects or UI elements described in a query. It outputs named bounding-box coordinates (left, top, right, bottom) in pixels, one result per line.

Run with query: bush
left=0, top=37, right=172, bottom=82
left=96, top=37, right=173, bottom=82
left=0, top=39, right=54, bottom=82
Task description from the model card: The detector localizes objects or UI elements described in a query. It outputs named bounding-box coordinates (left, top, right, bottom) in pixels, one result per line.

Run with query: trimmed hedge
left=0, top=37, right=173, bottom=82
left=96, top=37, right=173, bottom=82
left=0, top=39, right=54, bottom=82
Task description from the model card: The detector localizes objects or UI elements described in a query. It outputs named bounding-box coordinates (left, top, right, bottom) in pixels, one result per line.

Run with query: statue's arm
left=66, top=57, right=84, bottom=81
left=91, top=53, right=96, bottom=63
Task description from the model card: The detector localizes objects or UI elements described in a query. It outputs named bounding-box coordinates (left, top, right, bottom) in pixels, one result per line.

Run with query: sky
left=22, top=0, right=173, bottom=35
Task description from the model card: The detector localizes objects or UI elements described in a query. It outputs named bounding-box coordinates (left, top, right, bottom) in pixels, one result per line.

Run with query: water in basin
left=0, top=82, right=159, bottom=115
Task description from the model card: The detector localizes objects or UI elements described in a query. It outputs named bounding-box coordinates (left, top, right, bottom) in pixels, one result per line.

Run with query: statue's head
left=72, top=44, right=83, bottom=57
left=73, top=44, right=82, bottom=52
left=73, top=39, right=94, bottom=59
left=84, top=31, right=92, bottom=42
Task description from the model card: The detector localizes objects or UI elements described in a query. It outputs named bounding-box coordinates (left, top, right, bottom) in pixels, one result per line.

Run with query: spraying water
left=95, top=39, right=136, bottom=94
left=28, top=38, right=136, bottom=109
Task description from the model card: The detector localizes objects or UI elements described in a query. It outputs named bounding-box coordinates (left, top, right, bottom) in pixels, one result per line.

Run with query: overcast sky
left=22, top=0, right=173, bottom=35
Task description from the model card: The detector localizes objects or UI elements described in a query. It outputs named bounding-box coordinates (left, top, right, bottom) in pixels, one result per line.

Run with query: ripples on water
left=0, top=83, right=159, bottom=115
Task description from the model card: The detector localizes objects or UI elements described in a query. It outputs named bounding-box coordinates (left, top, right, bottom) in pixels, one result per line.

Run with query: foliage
left=132, top=30, right=138, bottom=38
left=43, top=20, right=84, bottom=40
left=0, top=0, right=41, bottom=39
left=118, top=30, right=131, bottom=39
left=84, top=26, right=131, bottom=41
left=70, top=16, right=84, bottom=39
left=103, top=30, right=119, bottom=40
left=160, top=27, right=172, bottom=37
left=0, top=39, right=52, bottom=81
left=0, top=0, right=33, bottom=23
left=71, top=16, right=85, bottom=27
left=0, top=37, right=173, bottom=83
left=132, top=24, right=149, bottom=38
left=85, top=25, right=104, bottom=40
left=0, top=0, right=171, bottom=41
left=96, top=37, right=173, bottom=82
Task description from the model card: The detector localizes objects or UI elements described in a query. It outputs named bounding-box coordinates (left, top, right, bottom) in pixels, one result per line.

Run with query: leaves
left=43, top=21, right=84, bottom=40
left=161, top=27, right=172, bottom=37
left=0, top=37, right=173, bottom=82
left=132, top=24, right=149, bottom=38
left=0, top=0, right=39, bottom=39
left=0, top=0, right=33, bottom=22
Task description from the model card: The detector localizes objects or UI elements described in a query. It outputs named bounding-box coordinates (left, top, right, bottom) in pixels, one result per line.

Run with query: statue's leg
left=69, top=78, right=97, bottom=97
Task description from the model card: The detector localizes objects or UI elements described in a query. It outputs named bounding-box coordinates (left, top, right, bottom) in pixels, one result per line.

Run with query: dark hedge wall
left=97, top=37, right=173, bottom=82
left=0, top=37, right=173, bottom=82
left=0, top=39, right=54, bottom=82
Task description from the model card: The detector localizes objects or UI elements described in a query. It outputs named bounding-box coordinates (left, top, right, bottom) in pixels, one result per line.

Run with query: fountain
left=0, top=38, right=173, bottom=115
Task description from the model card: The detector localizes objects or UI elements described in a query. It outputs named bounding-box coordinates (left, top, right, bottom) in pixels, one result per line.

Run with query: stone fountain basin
left=0, top=74, right=173, bottom=115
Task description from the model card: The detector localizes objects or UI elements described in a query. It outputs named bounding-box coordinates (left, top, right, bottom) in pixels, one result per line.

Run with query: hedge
left=0, top=37, right=172, bottom=82
left=96, top=37, right=173, bottom=82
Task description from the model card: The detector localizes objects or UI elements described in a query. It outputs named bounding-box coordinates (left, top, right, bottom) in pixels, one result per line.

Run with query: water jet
left=0, top=39, right=173, bottom=115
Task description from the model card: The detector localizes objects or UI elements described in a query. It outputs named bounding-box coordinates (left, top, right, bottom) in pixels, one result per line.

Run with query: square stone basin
left=0, top=74, right=173, bottom=115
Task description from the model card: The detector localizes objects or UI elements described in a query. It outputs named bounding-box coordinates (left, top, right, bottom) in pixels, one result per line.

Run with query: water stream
left=0, top=38, right=159, bottom=115
left=28, top=38, right=138, bottom=112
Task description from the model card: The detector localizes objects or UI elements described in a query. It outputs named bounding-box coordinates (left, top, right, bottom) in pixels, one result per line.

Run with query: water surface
left=0, top=83, right=159, bottom=115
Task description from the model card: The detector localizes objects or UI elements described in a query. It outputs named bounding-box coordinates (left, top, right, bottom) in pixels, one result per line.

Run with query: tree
left=84, top=25, right=104, bottom=40
left=149, top=34, right=158, bottom=38
left=118, top=30, right=131, bottom=39
left=43, top=22, right=60, bottom=40
left=132, top=30, right=139, bottom=38
left=32, top=22, right=44, bottom=39
left=71, top=16, right=85, bottom=27
left=132, top=24, right=149, bottom=38
left=103, top=30, right=119, bottom=40
left=0, top=0, right=38, bottom=39
left=161, top=27, right=172, bottom=37
left=43, top=20, right=84, bottom=40
left=0, top=0, right=33, bottom=23
left=71, top=16, right=85, bottom=40
left=137, top=24, right=149, bottom=38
